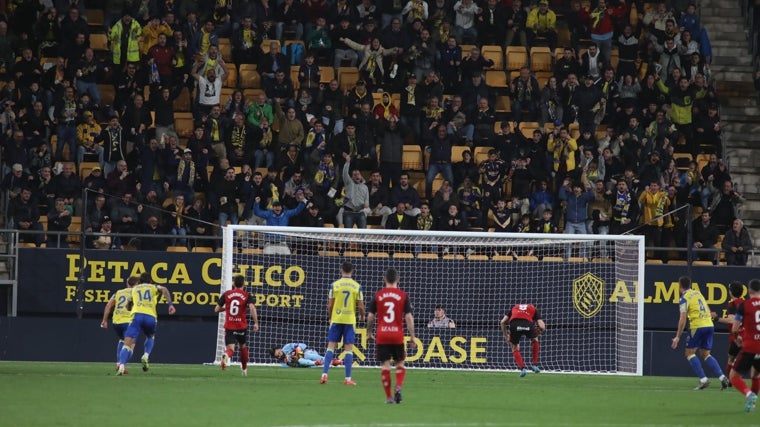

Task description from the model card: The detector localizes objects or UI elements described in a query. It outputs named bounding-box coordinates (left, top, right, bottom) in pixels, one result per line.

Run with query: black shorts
left=509, top=319, right=537, bottom=345
left=224, top=329, right=247, bottom=346
left=733, top=352, right=760, bottom=375
left=729, top=341, right=741, bottom=358
left=376, top=344, right=406, bottom=363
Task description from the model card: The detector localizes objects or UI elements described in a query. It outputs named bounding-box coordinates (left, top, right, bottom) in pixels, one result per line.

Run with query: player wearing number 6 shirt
left=500, top=303, right=546, bottom=377
left=729, top=278, right=760, bottom=412
left=366, top=267, right=416, bottom=404
left=215, top=274, right=260, bottom=376
left=101, top=276, right=139, bottom=373
left=321, top=261, right=365, bottom=385
left=671, top=275, right=729, bottom=390
left=117, top=273, right=176, bottom=376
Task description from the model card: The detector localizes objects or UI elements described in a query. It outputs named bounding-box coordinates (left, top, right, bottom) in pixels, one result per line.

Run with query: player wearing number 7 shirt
left=500, top=303, right=546, bottom=378
left=366, top=267, right=416, bottom=404
left=215, top=274, right=260, bottom=376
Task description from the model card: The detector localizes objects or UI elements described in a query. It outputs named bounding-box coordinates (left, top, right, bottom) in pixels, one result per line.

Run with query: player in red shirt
left=366, top=267, right=417, bottom=404
left=500, top=303, right=546, bottom=377
left=215, top=275, right=260, bottom=376
left=716, top=281, right=745, bottom=379
left=730, top=278, right=760, bottom=412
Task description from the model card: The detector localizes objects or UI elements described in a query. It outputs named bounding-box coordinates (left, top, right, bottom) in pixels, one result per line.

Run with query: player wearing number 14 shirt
left=729, top=278, right=760, bottom=412
left=366, top=267, right=416, bottom=404
left=215, top=274, right=260, bottom=376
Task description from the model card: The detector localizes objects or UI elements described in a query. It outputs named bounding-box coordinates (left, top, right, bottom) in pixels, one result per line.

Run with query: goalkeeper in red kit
left=366, top=267, right=417, bottom=404
left=215, top=274, right=260, bottom=376
left=500, top=303, right=546, bottom=377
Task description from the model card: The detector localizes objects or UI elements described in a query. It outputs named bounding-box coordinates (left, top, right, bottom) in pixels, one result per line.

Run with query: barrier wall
left=9, top=248, right=760, bottom=375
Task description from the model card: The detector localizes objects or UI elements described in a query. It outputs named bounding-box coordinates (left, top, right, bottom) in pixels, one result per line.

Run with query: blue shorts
left=125, top=313, right=157, bottom=339
left=686, top=327, right=714, bottom=350
left=112, top=322, right=129, bottom=340
left=327, top=323, right=355, bottom=345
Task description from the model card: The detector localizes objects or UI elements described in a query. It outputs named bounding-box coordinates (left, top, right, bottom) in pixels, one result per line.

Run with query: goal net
left=214, top=226, right=644, bottom=375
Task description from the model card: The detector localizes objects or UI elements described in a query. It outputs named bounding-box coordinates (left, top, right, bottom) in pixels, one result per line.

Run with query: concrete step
left=702, top=0, right=744, bottom=8
left=716, top=80, right=756, bottom=96
left=720, top=106, right=760, bottom=116
left=702, top=21, right=747, bottom=31
left=711, top=70, right=753, bottom=82
left=712, top=55, right=755, bottom=66
left=724, top=147, right=760, bottom=169
left=699, top=6, right=745, bottom=16
left=722, top=96, right=758, bottom=107
left=712, top=39, right=750, bottom=47
left=710, top=31, right=751, bottom=42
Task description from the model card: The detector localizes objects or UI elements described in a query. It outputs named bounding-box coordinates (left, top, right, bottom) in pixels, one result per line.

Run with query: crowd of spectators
left=0, top=0, right=751, bottom=264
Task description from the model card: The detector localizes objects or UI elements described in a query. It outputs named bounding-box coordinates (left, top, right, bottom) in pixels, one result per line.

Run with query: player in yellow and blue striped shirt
left=101, top=276, right=139, bottom=373
left=117, top=273, right=175, bottom=375
left=321, top=262, right=364, bottom=386
left=671, top=276, right=729, bottom=390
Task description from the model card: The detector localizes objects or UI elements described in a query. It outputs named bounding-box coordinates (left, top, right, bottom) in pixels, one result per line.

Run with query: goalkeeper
left=269, top=343, right=343, bottom=368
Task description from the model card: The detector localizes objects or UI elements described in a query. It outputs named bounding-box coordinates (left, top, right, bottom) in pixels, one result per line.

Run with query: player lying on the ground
left=269, top=343, right=343, bottom=367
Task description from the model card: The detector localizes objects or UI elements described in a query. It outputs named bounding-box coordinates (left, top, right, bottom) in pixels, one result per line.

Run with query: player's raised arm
left=248, top=302, right=260, bottom=332
left=101, top=297, right=116, bottom=328
left=158, top=285, right=176, bottom=315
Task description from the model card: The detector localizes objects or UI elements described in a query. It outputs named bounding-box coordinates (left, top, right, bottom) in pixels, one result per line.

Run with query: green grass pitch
left=2, top=362, right=759, bottom=427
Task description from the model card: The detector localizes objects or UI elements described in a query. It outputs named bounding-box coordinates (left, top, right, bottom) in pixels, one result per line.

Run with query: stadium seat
left=530, top=47, right=552, bottom=72
left=518, top=122, right=540, bottom=139
left=90, top=33, right=109, bottom=52
left=542, top=256, right=564, bottom=262
left=239, top=67, right=260, bottom=89
left=261, top=40, right=281, bottom=54
left=86, top=9, right=104, bottom=28
left=473, top=146, right=493, bottom=164
left=167, top=246, right=189, bottom=252
left=609, top=49, right=619, bottom=70
left=392, top=252, right=415, bottom=259
left=467, top=254, right=490, bottom=260
left=494, top=95, right=511, bottom=113
left=485, top=70, right=508, bottom=89
left=535, top=71, right=552, bottom=88
left=79, top=162, right=100, bottom=181
left=241, top=248, right=263, bottom=255
left=568, top=257, right=587, bottom=262
left=319, top=250, right=340, bottom=256
left=338, top=67, right=359, bottom=91
left=174, top=112, right=195, bottom=139
left=191, top=246, right=213, bottom=253
left=443, top=254, right=465, bottom=260
left=98, top=84, right=115, bottom=107
left=492, top=254, right=514, bottom=261
left=67, top=216, right=82, bottom=245
left=451, top=146, right=470, bottom=162
left=343, top=251, right=365, bottom=257
left=401, top=145, right=423, bottom=171
left=319, top=66, right=335, bottom=84
left=506, top=46, right=528, bottom=71
left=223, top=64, right=237, bottom=88
left=173, top=89, right=192, bottom=112
left=517, top=255, right=539, bottom=261
left=481, top=45, right=504, bottom=70
left=417, top=253, right=439, bottom=259
left=218, top=38, right=232, bottom=62
left=290, top=65, right=300, bottom=89
left=367, top=252, right=390, bottom=258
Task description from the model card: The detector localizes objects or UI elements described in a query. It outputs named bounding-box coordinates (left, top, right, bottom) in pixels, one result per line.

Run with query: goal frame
left=219, top=225, right=645, bottom=375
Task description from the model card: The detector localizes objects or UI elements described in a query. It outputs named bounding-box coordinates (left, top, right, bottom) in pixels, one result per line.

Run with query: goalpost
left=214, top=226, right=645, bottom=375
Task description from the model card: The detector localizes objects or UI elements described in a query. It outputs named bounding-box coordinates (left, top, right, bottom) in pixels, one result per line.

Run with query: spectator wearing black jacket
left=8, top=187, right=44, bottom=246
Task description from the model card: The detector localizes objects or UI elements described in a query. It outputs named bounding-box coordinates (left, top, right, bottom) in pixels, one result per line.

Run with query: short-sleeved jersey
left=508, top=304, right=541, bottom=323
left=219, top=287, right=255, bottom=330
left=328, top=277, right=363, bottom=325
left=111, top=288, right=134, bottom=325
left=736, top=297, right=760, bottom=353
left=368, top=287, right=412, bottom=345
left=679, top=289, right=713, bottom=331
left=727, top=297, right=745, bottom=343
left=130, top=283, right=162, bottom=318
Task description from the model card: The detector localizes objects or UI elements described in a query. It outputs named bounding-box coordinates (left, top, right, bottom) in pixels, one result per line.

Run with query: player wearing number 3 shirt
left=366, top=267, right=416, bottom=404
left=729, top=278, right=760, bottom=412
left=671, top=276, right=729, bottom=390
left=215, top=274, right=260, bottom=376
